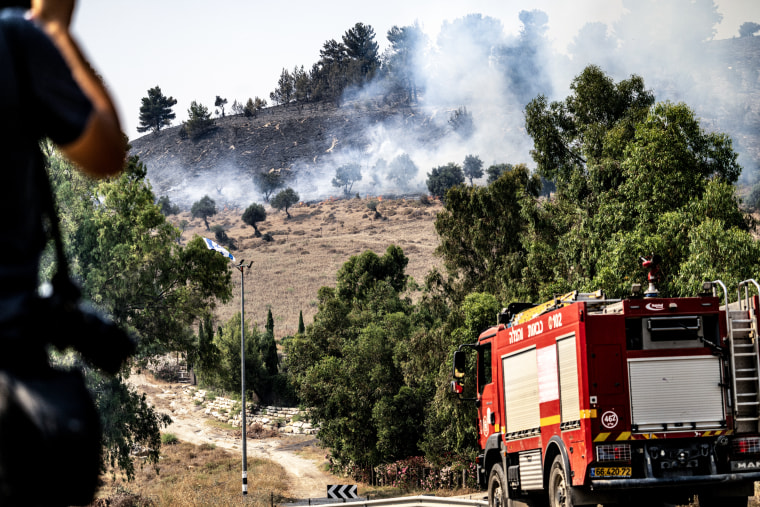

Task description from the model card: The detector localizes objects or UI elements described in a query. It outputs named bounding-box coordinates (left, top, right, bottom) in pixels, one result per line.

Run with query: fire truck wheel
left=548, top=456, right=573, bottom=507
left=487, top=464, right=508, bottom=507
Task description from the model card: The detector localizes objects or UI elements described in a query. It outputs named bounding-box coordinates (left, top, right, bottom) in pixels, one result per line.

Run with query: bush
left=161, top=433, right=179, bottom=445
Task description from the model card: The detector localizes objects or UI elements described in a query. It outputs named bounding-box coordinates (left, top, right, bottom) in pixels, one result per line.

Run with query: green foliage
left=271, top=187, right=300, bottom=218
left=385, top=24, right=425, bottom=103
left=242, top=202, right=266, bottom=236
left=342, top=22, right=380, bottom=79
left=270, top=68, right=294, bottom=105
left=157, top=195, right=179, bottom=216
left=183, top=101, right=215, bottom=139
left=739, top=21, right=760, bottom=37
left=191, top=195, right=217, bottom=230
left=243, top=97, right=267, bottom=117
left=214, top=96, right=227, bottom=117
left=93, top=372, right=172, bottom=480
left=195, top=315, right=221, bottom=386
left=426, top=162, right=465, bottom=201
left=748, top=182, right=760, bottom=211
left=286, top=245, right=441, bottom=467
left=298, top=310, right=305, bottom=334
left=211, top=225, right=235, bottom=250
left=254, top=170, right=286, bottom=202
left=45, top=149, right=232, bottom=478
left=462, top=155, right=483, bottom=186
left=63, top=158, right=232, bottom=359
left=137, top=86, right=177, bottom=134
left=161, top=433, right=179, bottom=445
left=486, top=163, right=512, bottom=184
left=448, top=107, right=474, bottom=138
left=332, top=163, right=363, bottom=196
left=386, top=153, right=419, bottom=191
left=212, top=312, right=264, bottom=400
left=435, top=164, right=539, bottom=301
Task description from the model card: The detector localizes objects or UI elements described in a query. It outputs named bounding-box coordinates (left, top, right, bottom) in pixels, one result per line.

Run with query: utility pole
left=201, top=238, right=252, bottom=498
left=236, top=260, right=253, bottom=497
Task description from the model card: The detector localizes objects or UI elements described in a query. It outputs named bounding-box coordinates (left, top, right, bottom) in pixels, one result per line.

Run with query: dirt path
left=127, top=372, right=336, bottom=499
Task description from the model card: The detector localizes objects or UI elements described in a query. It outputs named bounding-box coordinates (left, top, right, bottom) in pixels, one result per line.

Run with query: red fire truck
left=452, top=262, right=760, bottom=506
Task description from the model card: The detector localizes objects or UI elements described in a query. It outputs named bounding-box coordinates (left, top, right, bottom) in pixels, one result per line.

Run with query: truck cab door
left=477, top=342, right=498, bottom=447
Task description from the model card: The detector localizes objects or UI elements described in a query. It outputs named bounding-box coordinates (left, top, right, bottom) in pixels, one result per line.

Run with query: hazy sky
left=71, top=0, right=759, bottom=140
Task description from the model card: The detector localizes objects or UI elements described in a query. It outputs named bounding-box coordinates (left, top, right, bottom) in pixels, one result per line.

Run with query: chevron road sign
left=327, top=485, right=358, bottom=500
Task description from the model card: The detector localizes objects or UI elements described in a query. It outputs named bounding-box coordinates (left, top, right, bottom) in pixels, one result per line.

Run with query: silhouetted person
left=0, top=0, right=128, bottom=504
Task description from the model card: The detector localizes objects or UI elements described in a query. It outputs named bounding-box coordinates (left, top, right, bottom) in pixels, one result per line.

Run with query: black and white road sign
left=327, top=484, right=358, bottom=500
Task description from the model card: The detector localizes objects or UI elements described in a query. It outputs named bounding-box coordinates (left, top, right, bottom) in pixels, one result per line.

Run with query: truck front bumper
left=590, top=470, right=760, bottom=490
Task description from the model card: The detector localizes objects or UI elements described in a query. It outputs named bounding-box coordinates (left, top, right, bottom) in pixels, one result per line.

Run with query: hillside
left=171, top=196, right=443, bottom=339
left=130, top=100, right=450, bottom=209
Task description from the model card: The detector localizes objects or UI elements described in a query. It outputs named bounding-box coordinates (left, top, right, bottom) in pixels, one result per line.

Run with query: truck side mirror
left=453, top=350, right=466, bottom=379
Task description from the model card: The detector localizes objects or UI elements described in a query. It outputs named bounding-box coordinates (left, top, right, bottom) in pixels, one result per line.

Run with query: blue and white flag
left=203, top=237, right=235, bottom=262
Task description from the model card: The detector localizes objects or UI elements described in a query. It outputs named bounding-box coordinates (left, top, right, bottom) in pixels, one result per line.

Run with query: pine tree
left=298, top=310, right=305, bottom=334
left=137, top=86, right=177, bottom=134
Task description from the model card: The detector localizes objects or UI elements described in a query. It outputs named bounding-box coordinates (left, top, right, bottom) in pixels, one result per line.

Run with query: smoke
left=155, top=1, right=760, bottom=208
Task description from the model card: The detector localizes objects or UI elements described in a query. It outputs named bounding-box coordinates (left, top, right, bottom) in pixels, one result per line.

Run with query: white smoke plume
left=155, top=1, right=759, bottom=208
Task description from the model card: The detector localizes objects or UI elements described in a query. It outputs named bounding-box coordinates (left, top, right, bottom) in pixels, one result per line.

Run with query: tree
left=46, top=151, right=232, bottom=476
left=448, top=107, right=474, bottom=138
left=243, top=96, right=267, bottom=117
left=426, top=162, right=464, bottom=200
left=261, top=308, right=279, bottom=376
left=213, top=313, right=265, bottom=400
left=386, top=153, right=419, bottom=190
left=195, top=315, right=220, bottom=386
left=434, top=164, right=539, bottom=300
left=270, top=68, right=294, bottom=106
left=739, top=21, right=760, bottom=37
left=486, top=163, right=512, bottom=184
left=183, top=101, right=215, bottom=139
left=293, top=65, right=311, bottom=104
left=298, top=310, right=305, bottom=334
left=462, top=155, right=484, bottom=185
left=214, top=95, right=228, bottom=117
left=271, top=187, right=300, bottom=218
left=332, top=163, right=362, bottom=196
left=343, top=22, right=380, bottom=80
left=137, top=86, right=177, bottom=134
left=285, top=246, right=428, bottom=467
left=385, top=24, right=425, bottom=103
left=242, top=203, right=266, bottom=237
left=157, top=195, right=179, bottom=216
left=191, top=195, right=217, bottom=230
left=254, top=169, right=286, bottom=202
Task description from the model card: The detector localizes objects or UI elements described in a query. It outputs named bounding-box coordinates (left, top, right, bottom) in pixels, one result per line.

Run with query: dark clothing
left=0, top=8, right=91, bottom=326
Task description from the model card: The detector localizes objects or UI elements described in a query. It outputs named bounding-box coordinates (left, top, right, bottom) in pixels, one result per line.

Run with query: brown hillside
left=171, top=196, right=444, bottom=339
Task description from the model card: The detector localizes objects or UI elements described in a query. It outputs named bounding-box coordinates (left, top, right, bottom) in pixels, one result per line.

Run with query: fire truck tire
left=488, top=464, right=508, bottom=507
left=548, top=456, right=574, bottom=507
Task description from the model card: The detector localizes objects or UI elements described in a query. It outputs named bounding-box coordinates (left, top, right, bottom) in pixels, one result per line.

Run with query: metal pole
left=239, top=263, right=247, bottom=497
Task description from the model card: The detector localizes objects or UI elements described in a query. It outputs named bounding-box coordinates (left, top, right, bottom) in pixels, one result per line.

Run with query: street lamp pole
left=236, top=260, right=252, bottom=497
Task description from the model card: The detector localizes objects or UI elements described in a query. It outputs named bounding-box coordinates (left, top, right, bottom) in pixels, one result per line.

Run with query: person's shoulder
left=0, top=8, right=43, bottom=39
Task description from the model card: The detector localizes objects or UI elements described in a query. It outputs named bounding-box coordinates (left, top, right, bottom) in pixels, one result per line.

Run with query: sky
left=72, top=0, right=760, bottom=141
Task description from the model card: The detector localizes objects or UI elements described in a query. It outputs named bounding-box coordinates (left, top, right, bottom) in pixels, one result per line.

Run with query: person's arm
left=29, top=0, right=125, bottom=178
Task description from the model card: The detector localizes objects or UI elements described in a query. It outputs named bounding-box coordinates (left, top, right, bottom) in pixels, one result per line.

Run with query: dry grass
left=92, top=441, right=289, bottom=506
left=172, top=196, right=443, bottom=339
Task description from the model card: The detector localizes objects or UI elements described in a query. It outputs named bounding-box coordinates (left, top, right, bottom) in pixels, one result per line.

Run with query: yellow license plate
left=590, top=467, right=631, bottom=478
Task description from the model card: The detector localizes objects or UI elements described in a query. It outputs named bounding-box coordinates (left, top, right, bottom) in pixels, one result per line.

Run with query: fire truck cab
left=452, top=278, right=760, bottom=507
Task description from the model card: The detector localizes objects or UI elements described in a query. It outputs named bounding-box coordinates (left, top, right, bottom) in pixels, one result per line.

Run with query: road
left=127, top=372, right=336, bottom=499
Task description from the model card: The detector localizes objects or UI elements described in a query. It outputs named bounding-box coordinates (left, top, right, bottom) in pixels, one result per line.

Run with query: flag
left=203, top=237, right=235, bottom=261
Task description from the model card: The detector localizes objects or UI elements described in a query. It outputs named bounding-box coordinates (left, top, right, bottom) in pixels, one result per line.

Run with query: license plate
left=590, top=467, right=631, bottom=478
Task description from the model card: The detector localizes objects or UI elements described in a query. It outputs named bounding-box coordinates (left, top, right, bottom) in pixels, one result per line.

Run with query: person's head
left=0, top=1, right=30, bottom=9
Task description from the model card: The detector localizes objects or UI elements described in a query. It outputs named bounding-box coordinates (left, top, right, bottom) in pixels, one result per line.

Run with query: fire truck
left=452, top=259, right=760, bottom=506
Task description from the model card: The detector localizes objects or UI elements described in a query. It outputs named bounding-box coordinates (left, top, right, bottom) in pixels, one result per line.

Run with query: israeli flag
left=203, top=237, right=235, bottom=262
